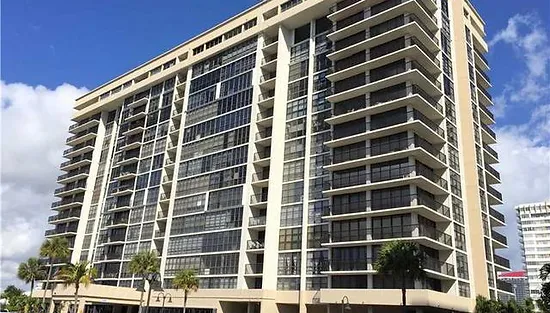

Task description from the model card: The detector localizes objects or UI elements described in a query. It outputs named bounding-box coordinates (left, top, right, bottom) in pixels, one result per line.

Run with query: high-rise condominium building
left=41, top=0, right=511, bottom=312
left=498, top=271, right=529, bottom=303
left=517, top=201, right=550, bottom=302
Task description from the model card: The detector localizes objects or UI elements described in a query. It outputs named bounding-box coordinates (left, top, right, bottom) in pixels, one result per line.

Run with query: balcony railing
left=257, top=108, right=274, bottom=120
left=475, top=48, right=489, bottom=66
left=260, top=71, right=276, bottom=82
left=255, top=129, right=273, bottom=141
left=249, top=216, right=267, bottom=227
left=479, top=103, right=494, bottom=120
left=51, top=196, right=84, bottom=208
left=60, top=154, right=93, bottom=168
left=261, top=54, right=277, bottom=65
left=254, top=150, right=271, bottom=161
left=483, top=143, right=499, bottom=159
left=264, top=36, right=278, bottom=46
left=68, top=113, right=101, bottom=132
left=63, top=140, right=95, bottom=156
left=497, top=280, right=514, bottom=293
left=57, top=167, right=90, bottom=181
left=48, top=210, right=81, bottom=222
left=66, top=127, right=98, bottom=143
left=478, top=86, right=493, bottom=101
left=331, top=164, right=448, bottom=191
left=482, top=123, right=496, bottom=140
left=332, top=135, right=445, bottom=165
left=54, top=182, right=87, bottom=195
left=250, top=193, right=268, bottom=204
left=485, top=164, right=501, bottom=180
left=489, top=207, right=505, bottom=223
left=258, top=90, right=275, bottom=102
left=477, top=68, right=492, bottom=83
left=245, top=263, right=264, bottom=274
left=494, top=255, right=510, bottom=268
left=423, top=257, right=455, bottom=276
left=329, top=224, right=452, bottom=246
left=252, top=172, right=270, bottom=182
left=329, top=0, right=361, bottom=13
left=487, top=185, right=503, bottom=201
left=247, top=240, right=265, bottom=250
left=491, top=230, right=507, bottom=246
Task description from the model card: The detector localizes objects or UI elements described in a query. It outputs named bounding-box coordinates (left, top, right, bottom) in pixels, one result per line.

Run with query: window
left=307, top=225, right=328, bottom=248
left=285, top=118, right=306, bottom=139
left=280, top=204, right=303, bottom=227
left=283, top=160, right=304, bottom=182
left=455, top=223, right=466, bottom=251
left=243, top=18, right=257, bottom=30
left=308, top=201, right=328, bottom=224
left=456, top=252, right=469, bottom=279
left=288, top=60, right=309, bottom=82
left=286, top=98, right=307, bottom=120
left=279, top=228, right=302, bottom=250
left=284, top=138, right=306, bottom=160
left=278, top=252, right=300, bottom=275
left=287, top=78, right=308, bottom=100
left=282, top=181, right=304, bottom=204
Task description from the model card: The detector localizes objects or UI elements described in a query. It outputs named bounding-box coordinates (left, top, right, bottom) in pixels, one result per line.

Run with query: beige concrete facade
left=43, top=0, right=511, bottom=312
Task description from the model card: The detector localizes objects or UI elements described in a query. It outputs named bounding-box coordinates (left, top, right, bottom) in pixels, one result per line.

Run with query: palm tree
left=374, top=241, right=426, bottom=313
left=39, top=237, right=70, bottom=305
left=56, top=261, right=97, bottom=313
left=128, top=251, right=160, bottom=313
left=541, top=263, right=550, bottom=281
left=17, top=257, right=46, bottom=298
left=172, top=269, right=199, bottom=313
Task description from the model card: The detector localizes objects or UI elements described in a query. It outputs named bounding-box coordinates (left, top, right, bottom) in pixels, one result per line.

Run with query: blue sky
left=1, top=0, right=550, bottom=290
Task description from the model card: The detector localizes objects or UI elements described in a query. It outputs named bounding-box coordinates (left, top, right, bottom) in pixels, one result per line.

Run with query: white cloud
left=0, top=81, right=88, bottom=290
left=494, top=106, right=550, bottom=269
left=489, top=13, right=550, bottom=112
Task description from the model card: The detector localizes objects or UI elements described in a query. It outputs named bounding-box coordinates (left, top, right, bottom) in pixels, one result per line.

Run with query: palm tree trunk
left=183, top=291, right=187, bottom=313
left=43, top=259, right=54, bottom=312
left=74, top=285, right=79, bottom=313
left=138, top=278, right=145, bottom=313
left=30, top=280, right=35, bottom=298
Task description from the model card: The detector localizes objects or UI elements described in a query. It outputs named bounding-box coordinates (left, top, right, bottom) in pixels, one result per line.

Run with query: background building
left=39, top=0, right=511, bottom=312
left=498, top=271, right=529, bottom=302
left=517, top=201, right=550, bottom=303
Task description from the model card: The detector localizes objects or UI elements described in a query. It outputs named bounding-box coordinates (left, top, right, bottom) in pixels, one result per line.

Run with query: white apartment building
left=517, top=201, right=550, bottom=302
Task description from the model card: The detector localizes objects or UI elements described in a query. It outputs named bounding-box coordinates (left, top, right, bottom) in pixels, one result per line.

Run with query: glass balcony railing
left=487, top=185, right=502, bottom=201
left=245, top=263, right=264, bottom=274
left=491, top=229, right=507, bottom=245
left=249, top=216, right=267, bottom=226
left=485, top=164, right=501, bottom=180
left=330, top=224, right=452, bottom=246
left=483, top=143, right=499, bottom=159
left=489, top=207, right=505, bottom=223
left=247, top=240, right=265, bottom=250
left=494, top=255, right=510, bottom=268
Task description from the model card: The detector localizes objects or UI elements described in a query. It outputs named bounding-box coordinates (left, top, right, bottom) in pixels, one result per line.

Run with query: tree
left=0, top=285, right=26, bottom=312
left=39, top=237, right=70, bottom=306
left=17, top=257, right=46, bottom=298
left=172, top=270, right=199, bottom=313
left=56, top=261, right=97, bottom=313
left=539, top=263, right=550, bottom=313
left=374, top=241, right=426, bottom=313
left=128, top=251, right=160, bottom=313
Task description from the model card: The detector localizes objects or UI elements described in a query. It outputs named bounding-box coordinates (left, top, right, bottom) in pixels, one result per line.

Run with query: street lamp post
left=144, top=272, right=160, bottom=313
left=341, top=296, right=351, bottom=313
left=156, top=292, right=172, bottom=313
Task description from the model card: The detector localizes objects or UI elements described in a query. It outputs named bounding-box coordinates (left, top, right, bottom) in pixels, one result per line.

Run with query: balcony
left=155, top=230, right=166, bottom=238
left=105, top=234, right=126, bottom=244
left=494, top=255, right=511, bottom=270
left=250, top=193, right=268, bottom=207
left=125, top=105, right=147, bottom=122
left=257, top=108, right=274, bottom=127
left=324, top=193, right=450, bottom=222
left=60, top=154, right=93, bottom=171
left=326, top=224, right=452, bottom=250
left=476, top=67, right=491, bottom=88
left=478, top=86, right=493, bottom=106
left=328, top=60, right=441, bottom=106
left=258, top=90, right=275, bottom=108
left=328, top=0, right=437, bottom=22
left=51, top=196, right=84, bottom=210
left=255, top=128, right=272, bottom=146
left=105, top=252, right=123, bottom=260
left=63, top=140, right=95, bottom=158
left=44, top=225, right=78, bottom=237
left=245, top=263, right=264, bottom=275
left=54, top=182, right=87, bottom=197
left=481, top=123, right=497, bottom=144
left=474, top=48, right=490, bottom=71
left=259, top=71, right=276, bottom=90
left=479, top=103, right=495, bottom=124
left=328, top=1, right=437, bottom=44
left=66, top=127, right=98, bottom=146
left=485, top=163, right=501, bottom=183
left=487, top=185, right=503, bottom=204
left=253, top=150, right=271, bottom=167
left=328, top=13, right=439, bottom=63
left=327, top=164, right=448, bottom=197
left=111, top=185, right=134, bottom=197
left=260, top=54, right=277, bottom=72
left=496, top=280, right=514, bottom=294
left=68, top=113, right=101, bottom=134
left=247, top=240, right=265, bottom=251
left=57, top=167, right=90, bottom=184
left=328, top=135, right=446, bottom=172
left=489, top=207, right=505, bottom=225
left=48, top=209, right=81, bottom=224
left=483, top=143, right=499, bottom=163
left=249, top=216, right=267, bottom=227
left=491, top=229, right=508, bottom=248
left=105, top=217, right=129, bottom=228
left=122, top=121, right=146, bottom=136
